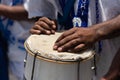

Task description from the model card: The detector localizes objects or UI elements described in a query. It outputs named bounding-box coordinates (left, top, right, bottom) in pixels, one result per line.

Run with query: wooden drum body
left=24, top=33, right=95, bottom=80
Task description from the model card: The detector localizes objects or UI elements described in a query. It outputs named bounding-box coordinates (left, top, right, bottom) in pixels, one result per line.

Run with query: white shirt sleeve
left=24, top=0, right=59, bottom=19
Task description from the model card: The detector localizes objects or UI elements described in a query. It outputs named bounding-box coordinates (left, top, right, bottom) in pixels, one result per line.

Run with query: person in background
left=0, top=0, right=34, bottom=80
left=25, top=0, right=120, bottom=79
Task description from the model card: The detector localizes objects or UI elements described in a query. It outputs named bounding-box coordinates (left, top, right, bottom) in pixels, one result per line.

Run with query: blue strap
left=12, top=0, right=24, bottom=5
left=95, top=0, right=102, bottom=52
left=58, top=0, right=89, bottom=29
left=58, top=0, right=75, bottom=27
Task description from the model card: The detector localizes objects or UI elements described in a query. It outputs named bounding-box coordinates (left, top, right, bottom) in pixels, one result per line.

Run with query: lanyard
left=95, top=0, right=102, bottom=52
left=95, top=0, right=99, bottom=24
left=73, top=0, right=89, bottom=27
left=58, top=0, right=89, bottom=28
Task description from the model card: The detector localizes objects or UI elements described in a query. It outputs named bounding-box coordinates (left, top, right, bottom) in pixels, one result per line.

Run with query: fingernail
left=53, top=45, right=57, bottom=50
left=52, top=25, right=56, bottom=29
left=46, top=31, right=51, bottom=34
left=37, top=30, right=41, bottom=34
left=58, top=47, right=62, bottom=52
left=51, top=21, right=54, bottom=24
left=51, top=30, right=55, bottom=34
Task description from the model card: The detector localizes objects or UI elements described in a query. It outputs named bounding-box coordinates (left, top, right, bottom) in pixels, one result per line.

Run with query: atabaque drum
left=24, top=32, right=95, bottom=80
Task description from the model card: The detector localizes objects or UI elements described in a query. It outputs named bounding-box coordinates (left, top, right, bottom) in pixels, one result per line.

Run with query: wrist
left=90, top=20, right=115, bottom=41
left=92, top=15, right=120, bottom=41
left=93, top=23, right=107, bottom=41
left=88, top=24, right=104, bottom=42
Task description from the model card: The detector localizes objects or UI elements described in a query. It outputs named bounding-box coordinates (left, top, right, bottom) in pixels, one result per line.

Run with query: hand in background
left=30, top=17, right=57, bottom=35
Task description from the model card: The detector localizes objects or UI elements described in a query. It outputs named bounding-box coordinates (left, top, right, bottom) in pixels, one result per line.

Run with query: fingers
left=71, top=44, right=86, bottom=52
left=30, top=24, right=50, bottom=34
left=54, top=38, right=79, bottom=51
left=54, top=36, right=86, bottom=52
left=54, top=33, right=79, bottom=50
left=30, top=17, right=57, bottom=34
left=53, top=27, right=96, bottom=52
left=30, top=28, right=41, bottom=34
left=100, top=78, right=106, bottom=80
left=34, top=22, right=52, bottom=34
left=54, top=28, right=77, bottom=44
left=39, top=17, right=56, bottom=29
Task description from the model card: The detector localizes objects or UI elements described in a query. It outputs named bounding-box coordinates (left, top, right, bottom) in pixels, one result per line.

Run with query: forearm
left=92, top=15, right=120, bottom=41
left=0, top=4, right=28, bottom=20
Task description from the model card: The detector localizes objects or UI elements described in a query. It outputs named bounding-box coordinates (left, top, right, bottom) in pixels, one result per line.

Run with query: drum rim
left=24, top=41, right=95, bottom=64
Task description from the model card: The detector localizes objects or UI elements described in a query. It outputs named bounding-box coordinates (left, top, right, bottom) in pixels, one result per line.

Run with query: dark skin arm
left=0, top=4, right=28, bottom=20
left=101, top=48, right=120, bottom=80
left=53, top=15, right=120, bottom=52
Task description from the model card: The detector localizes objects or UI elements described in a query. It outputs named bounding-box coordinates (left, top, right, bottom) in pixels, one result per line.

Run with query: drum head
left=24, top=32, right=95, bottom=62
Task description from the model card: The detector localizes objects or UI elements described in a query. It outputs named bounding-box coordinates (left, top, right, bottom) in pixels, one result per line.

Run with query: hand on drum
left=30, top=17, right=57, bottom=35
left=53, top=27, right=98, bottom=52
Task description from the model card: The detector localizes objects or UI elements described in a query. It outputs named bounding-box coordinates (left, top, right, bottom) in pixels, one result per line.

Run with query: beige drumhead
left=24, top=32, right=95, bottom=62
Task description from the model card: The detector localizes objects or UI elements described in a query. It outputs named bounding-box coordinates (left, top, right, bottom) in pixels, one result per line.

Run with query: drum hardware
left=23, top=52, right=39, bottom=80
left=24, top=51, right=28, bottom=67
left=31, top=53, right=38, bottom=80
left=23, top=52, right=28, bottom=80
left=77, top=62, right=80, bottom=80
left=23, top=59, right=27, bottom=80
left=93, top=55, right=97, bottom=76
left=90, top=56, right=97, bottom=76
left=90, top=55, right=97, bottom=80
left=24, top=59, right=27, bottom=66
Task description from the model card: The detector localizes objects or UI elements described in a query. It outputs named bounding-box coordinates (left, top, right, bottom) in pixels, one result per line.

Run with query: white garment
left=24, top=0, right=60, bottom=19
left=94, top=0, right=120, bottom=79
left=24, top=0, right=120, bottom=79
left=1, top=0, right=34, bottom=80
left=8, top=20, right=33, bottom=62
